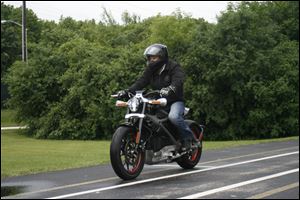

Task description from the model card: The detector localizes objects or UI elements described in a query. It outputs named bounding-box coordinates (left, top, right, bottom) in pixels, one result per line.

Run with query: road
left=1, top=139, right=299, bottom=199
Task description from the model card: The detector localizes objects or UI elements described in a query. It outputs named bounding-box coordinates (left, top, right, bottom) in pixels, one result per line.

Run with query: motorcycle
left=110, top=90, right=204, bottom=180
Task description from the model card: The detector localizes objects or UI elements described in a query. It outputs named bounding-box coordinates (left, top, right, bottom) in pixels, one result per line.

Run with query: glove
left=160, top=85, right=176, bottom=97
left=117, top=89, right=129, bottom=98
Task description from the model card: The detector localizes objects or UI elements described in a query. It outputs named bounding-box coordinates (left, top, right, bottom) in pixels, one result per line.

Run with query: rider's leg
left=168, top=101, right=197, bottom=150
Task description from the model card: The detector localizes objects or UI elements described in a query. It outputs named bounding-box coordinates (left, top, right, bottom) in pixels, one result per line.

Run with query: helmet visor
left=144, top=46, right=162, bottom=57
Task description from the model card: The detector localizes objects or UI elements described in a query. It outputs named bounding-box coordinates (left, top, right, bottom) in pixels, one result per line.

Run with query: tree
left=185, top=1, right=299, bottom=139
left=1, top=2, right=42, bottom=77
left=121, top=11, right=141, bottom=25
left=3, top=1, right=298, bottom=140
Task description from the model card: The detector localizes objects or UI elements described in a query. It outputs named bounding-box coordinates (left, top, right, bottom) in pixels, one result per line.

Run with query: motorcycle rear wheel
left=176, top=123, right=203, bottom=169
left=110, top=126, right=145, bottom=180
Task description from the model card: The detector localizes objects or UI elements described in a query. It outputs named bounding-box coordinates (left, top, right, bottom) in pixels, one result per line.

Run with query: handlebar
left=111, top=91, right=135, bottom=99
left=111, top=90, right=161, bottom=98
left=111, top=94, right=119, bottom=98
left=111, top=90, right=166, bottom=106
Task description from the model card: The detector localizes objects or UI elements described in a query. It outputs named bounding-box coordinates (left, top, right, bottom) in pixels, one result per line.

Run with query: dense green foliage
left=2, top=1, right=299, bottom=140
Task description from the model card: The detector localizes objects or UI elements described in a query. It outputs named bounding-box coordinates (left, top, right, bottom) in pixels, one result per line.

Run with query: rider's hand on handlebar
left=160, top=85, right=175, bottom=97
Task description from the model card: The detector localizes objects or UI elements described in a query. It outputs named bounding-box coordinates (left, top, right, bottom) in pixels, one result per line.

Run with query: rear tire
left=110, top=126, right=145, bottom=180
left=176, top=123, right=203, bottom=169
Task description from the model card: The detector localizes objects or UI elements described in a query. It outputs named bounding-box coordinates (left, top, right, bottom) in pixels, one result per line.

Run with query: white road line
left=178, top=168, right=299, bottom=199
left=199, top=146, right=299, bottom=165
left=4, top=168, right=174, bottom=198
left=9, top=147, right=297, bottom=198
left=247, top=182, right=299, bottom=199
left=47, top=151, right=299, bottom=199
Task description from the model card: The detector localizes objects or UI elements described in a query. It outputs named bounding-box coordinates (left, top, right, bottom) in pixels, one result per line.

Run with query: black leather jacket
left=129, top=59, right=185, bottom=104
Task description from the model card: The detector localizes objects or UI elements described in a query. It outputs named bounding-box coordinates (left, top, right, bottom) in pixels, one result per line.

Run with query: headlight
left=128, top=97, right=140, bottom=112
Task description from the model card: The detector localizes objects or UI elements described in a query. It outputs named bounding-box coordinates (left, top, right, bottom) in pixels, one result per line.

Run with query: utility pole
left=22, top=1, right=27, bottom=63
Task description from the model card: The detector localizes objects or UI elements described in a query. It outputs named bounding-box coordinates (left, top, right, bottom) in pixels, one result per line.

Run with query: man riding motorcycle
left=117, top=43, right=199, bottom=151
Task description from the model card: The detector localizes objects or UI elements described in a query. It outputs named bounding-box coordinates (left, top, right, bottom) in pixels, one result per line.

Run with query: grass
left=203, top=136, right=299, bottom=150
left=1, top=129, right=298, bottom=178
left=1, top=109, right=24, bottom=127
left=1, top=130, right=110, bottom=178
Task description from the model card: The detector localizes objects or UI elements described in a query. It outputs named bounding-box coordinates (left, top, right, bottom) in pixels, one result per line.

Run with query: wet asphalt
left=1, top=139, right=299, bottom=199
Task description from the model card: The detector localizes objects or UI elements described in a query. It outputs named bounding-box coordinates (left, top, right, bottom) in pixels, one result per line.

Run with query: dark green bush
left=3, top=1, right=299, bottom=140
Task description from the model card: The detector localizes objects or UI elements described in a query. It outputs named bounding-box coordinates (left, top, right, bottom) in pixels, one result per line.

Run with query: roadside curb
left=1, top=126, right=28, bottom=130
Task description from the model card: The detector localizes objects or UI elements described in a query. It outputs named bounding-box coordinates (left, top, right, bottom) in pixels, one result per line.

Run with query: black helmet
left=143, top=44, right=168, bottom=62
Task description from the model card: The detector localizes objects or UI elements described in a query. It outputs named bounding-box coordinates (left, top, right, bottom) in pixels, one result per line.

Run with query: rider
left=117, top=44, right=199, bottom=151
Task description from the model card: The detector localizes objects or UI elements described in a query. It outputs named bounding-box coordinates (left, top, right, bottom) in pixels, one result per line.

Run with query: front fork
left=136, top=102, right=146, bottom=145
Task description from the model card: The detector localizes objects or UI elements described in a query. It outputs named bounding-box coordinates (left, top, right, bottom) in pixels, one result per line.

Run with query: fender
left=116, top=122, right=151, bottom=144
left=184, top=119, right=205, bottom=141
left=117, top=122, right=137, bottom=133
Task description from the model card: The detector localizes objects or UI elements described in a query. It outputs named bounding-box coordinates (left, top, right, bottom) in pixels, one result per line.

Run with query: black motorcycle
left=110, top=90, right=204, bottom=180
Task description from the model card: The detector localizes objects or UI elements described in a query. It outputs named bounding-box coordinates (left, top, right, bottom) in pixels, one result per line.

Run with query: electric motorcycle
left=110, top=90, right=204, bottom=180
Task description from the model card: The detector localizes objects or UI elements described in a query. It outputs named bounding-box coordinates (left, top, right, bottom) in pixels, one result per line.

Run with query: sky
left=1, top=1, right=239, bottom=24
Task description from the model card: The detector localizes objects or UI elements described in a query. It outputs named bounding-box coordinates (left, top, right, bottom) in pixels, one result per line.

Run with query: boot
left=181, top=138, right=192, bottom=152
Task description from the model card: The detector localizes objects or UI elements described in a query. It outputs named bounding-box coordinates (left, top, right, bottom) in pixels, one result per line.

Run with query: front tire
left=110, top=126, right=145, bottom=180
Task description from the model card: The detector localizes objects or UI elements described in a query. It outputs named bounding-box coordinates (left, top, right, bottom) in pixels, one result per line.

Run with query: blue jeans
left=168, top=101, right=194, bottom=140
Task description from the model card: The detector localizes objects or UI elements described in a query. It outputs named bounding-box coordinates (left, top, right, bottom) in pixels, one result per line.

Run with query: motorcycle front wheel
left=110, top=126, right=145, bottom=180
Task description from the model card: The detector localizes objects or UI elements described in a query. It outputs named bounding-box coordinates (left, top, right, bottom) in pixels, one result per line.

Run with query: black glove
left=117, top=89, right=129, bottom=98
left=160, top=85, right=176, bottom=97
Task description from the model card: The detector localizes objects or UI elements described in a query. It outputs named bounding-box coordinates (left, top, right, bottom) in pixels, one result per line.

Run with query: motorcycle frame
left=120, top=102, right=180, bottom=149
left=116, top=91, right=204, bottom=150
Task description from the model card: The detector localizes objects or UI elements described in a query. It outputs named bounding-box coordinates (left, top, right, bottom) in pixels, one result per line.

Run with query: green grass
left=1, top=109, right=24, bottom=127
left=1, top=129, right=298, bottom=178
left=203, top=136, right=299, bottom=150
left=1, top=130, right=110, bottom=178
